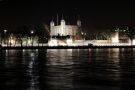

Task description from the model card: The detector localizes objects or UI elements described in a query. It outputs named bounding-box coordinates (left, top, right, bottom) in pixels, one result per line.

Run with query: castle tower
left=77, top=15, right=81, bottom=27
left=60, top=14, right=66, bottom=36
left=77, top=19, right=81, bottom=27
left=111, top=28, right=119, bottom=43
left=50, top=20, right=55, bottom=28
left=61, top=14, right=65, bottom=25
left=50, top=20, right=55, bottom=36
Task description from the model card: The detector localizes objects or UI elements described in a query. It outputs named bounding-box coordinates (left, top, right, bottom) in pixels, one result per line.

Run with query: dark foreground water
left=0, top=48, right=135, bottom=90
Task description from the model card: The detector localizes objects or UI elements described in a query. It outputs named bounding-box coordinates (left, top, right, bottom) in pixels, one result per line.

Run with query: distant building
left=49, top=16, right=132, bottom=46
left=111, top=30, right=119, bottom=43
left=48, top=16, right=83, bottom=46
left=50, top=17, right=82, bottom=40
left=112, top=27, right=129, bottom=43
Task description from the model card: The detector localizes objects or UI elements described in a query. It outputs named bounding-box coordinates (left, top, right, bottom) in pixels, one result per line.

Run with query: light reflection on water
left=1, top=48, right=135, bottom=90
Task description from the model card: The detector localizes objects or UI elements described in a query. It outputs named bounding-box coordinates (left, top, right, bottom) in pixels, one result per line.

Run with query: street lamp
left=4, top=30, right=7, bottom=34
left=30, top=30, right=34, bottom=34
left=30, top=30, right=34, bottom=46
left=4, top=30, right=8, bottom=46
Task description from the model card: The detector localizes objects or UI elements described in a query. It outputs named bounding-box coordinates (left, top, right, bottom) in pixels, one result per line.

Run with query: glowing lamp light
left=30, top=30, right=34, bottom=34
left=4, top=30, right=7, bottom=34
left=9, top=38, right=15, bottom=45
left=81, top=32, right=84, bottom=35
left=10, top=39, right=15, bottom=44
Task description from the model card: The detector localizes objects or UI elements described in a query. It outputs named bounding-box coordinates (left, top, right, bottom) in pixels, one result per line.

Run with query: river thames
left=0, top=48, right=135, bottom=90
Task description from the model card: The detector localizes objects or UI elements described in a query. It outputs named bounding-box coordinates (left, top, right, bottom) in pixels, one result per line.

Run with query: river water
left=0, top=48, right=135, bottom=90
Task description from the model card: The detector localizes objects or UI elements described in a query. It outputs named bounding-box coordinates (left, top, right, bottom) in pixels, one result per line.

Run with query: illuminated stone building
left=50, top=17, right=82, bottom=40
left=48, top=16, right=83, bottom=46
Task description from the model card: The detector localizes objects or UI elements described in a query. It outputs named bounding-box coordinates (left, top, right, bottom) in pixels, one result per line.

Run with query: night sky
left=0, top=0, right=135, bottom=32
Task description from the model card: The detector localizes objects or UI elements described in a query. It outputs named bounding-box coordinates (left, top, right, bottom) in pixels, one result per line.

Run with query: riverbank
left=1, top=45, right=135, bottom=50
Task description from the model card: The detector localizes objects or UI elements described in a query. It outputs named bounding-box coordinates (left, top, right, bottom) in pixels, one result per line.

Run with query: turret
left=50, top=20, right=55, bottom=36
left=61, top=19, right=65, bottom=26
left=60, top=14, right=66, bottom=36
left=77, top=19, right=81, bottom=27
left=77, top=15, right=81, bottom=27
left=50, top=20, right=55, bottom=28
left=61, top=14, right=65, bottom=26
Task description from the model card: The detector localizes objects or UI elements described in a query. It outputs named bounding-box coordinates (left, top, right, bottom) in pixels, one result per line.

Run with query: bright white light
left=133, top=39, right=135, bottom=45
left=9, top=38, right=15, bottom=45
left=4, top=30, right=7, bottom=34
left=59, top=42, right=67, bottom=46
left=66, top=39, right=73, bottom=46
left=31, top=30, right=34, bottom=34
left=10, top=39, right=15, bottom=44
left=111, top=32, right=119, bottom=43
left=82, top=32, right=84, bottom=35
left=27, top=39, right=32, bottom=45
left=48, top=39, right=58, bottom=46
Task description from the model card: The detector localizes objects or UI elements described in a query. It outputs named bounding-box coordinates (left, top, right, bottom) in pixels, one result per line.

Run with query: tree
left=34, top=23, right=49, bottom=45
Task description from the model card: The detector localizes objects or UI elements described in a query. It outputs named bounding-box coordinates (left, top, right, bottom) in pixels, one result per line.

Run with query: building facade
left=50, top=18, right=82, bottom=40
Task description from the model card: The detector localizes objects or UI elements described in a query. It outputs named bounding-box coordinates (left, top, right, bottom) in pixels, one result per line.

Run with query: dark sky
left=0, top=0, right=135, bottom=31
